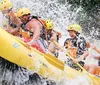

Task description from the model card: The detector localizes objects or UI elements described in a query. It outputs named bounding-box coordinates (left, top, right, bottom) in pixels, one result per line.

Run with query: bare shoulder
left=28, top=19, right=42, bottom=27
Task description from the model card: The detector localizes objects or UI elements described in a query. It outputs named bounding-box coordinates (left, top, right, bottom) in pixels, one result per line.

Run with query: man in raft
left=17, top=8, right=54, bottom=53
left=73, top=60, right=100, bottom=76
left=0, top=0, right=22, bottom=36
left=89, top=44, right=100, bottom=66
left=17, top=8, right=62, bottom=55
left=64, top=24, right=89, bottom=71
left=45, top=21, right=62, bottom=57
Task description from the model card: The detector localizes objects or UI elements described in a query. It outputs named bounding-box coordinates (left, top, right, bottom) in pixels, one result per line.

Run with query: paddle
left=12, top=35, right=65, bottom=71
left=53, top=41, right=100, bottom=85
left=0, top=28, right=65, bottom=71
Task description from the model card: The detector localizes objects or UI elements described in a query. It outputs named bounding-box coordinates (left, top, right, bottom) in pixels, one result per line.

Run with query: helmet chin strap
left=21, top=14, right=31, bottom=24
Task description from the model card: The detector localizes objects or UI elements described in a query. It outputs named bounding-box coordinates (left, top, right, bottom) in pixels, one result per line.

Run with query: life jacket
left=9, top=18, right=17, bottom=28
left=64, top=40, right=77, bottom=58
left=8, top=11, right=20, bottom=28
left=2, top=10, right=17, bottom=29
left=86, top=42, right=90, bottom=48
left=19, top=27, right=31, bottom=39
left=67, top=47, right=77, bottom=59
left=20, top=16, right=47, bottom=40
left=64, top=35, right=88, bottom=58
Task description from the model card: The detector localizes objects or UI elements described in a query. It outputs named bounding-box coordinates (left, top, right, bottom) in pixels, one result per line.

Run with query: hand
left=26, top=41, right=32, bottom=46
left=50, top=37, right=55, bottom=42
left=72, top=59, right=78, bottom=63
left=26, top=40, right=35, bottom=46
left=60, top=47, right=64, bottom=52
left=24, top=43, right=31, bottom=49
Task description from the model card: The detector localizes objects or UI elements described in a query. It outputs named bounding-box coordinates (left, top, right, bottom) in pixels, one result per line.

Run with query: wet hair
left=78, top=61, right=85, bottom=67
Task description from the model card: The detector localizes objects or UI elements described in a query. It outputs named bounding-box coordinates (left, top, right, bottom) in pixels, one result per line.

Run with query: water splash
left=11, top=0, right=83, bottom=35
left=0, top=0, right=99, bottom=85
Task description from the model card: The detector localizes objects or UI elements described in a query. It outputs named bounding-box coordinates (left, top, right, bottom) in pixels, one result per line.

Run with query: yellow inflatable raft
left=0, top=28, right=100, bottom=84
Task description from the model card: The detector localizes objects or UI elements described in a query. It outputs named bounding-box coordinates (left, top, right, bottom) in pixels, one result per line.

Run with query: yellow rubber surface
left=0, top=28, right=100, bottom=84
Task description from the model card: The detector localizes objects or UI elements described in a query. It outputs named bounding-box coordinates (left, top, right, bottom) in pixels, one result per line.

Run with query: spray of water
left=0, top=0, right=99, bottom=85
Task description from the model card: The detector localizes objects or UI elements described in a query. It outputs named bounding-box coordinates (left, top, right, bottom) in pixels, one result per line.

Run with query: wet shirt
left=64, top=36, right=88, bottom=58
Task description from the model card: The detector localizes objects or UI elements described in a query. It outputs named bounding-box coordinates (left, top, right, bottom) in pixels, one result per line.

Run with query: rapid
left=0, top=0, right=100, bottom=85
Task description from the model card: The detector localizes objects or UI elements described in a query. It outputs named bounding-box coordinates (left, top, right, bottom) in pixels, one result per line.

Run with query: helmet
left=67, top=24, right=82, bottom=33
left=45, top=19, right=54, bottom=29
left=0, top=0, right=13, bottom=10
left=17, top=8, right=31, bottom=17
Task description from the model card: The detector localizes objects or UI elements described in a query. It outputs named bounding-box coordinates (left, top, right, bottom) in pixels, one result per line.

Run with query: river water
left=0, top=0, right=100, bottom=85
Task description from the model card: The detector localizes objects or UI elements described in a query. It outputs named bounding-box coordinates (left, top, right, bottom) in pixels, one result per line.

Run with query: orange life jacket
left=67, top=47, right=77, bottom=59
left=19, top=28, right=31, bottom=39
left=86, top=42, right=90, bottom=48
left=65, top=40, right=77, bottom=58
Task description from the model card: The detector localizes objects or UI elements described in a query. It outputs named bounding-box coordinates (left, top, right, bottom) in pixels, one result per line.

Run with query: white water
left=0, top=0, right=100, bottom=85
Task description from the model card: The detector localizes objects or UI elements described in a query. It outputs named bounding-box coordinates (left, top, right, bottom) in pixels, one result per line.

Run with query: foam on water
left=0, top=0, right=99, bottom=85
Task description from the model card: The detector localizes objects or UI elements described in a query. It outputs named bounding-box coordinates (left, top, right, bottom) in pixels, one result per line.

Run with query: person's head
left=45, top=19, right=54, bottom=30
left=17, top=8, right=31, bottom=23
left=0, top=0, right=13, bottom=14
left=46, top=19, right=54, bottom=34
left=67, top=24, right=82, bottom=38
left=41, top=19, right=54, bottom=34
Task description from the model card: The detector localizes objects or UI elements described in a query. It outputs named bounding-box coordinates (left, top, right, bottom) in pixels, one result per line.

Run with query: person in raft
left=17, top=8, right=56, bottom=53
left=73, top=60, right=100, bottom=77
left=64, top=24, right=89, bottom=71
left=0, top=0, right=22, bottom=36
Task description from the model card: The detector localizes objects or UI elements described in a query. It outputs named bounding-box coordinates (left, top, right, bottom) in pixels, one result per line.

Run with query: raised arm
left=91, top=44, right=100, bottom=54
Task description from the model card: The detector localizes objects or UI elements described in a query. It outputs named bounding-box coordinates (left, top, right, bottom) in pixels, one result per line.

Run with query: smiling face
left=19, top=14, right=30, bottom=24
left=68, top=30, right=77, bottom=39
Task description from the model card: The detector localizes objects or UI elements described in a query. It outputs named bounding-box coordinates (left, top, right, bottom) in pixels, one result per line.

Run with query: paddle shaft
left=12, top=36, right=65, bottom=70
